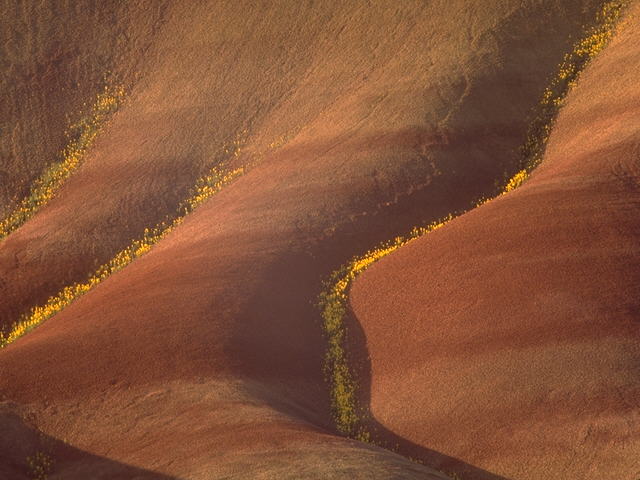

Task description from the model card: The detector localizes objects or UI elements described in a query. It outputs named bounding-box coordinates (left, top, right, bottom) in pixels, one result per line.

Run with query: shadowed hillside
left=349, top=3, right=640, bottom=479
left=0, top=1, right=166, bottom=219
left=0, top=0, right=604, bottom=332
left=0, top=1, right=636, bottom=478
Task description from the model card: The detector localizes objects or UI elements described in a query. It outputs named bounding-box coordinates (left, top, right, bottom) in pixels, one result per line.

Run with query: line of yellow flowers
left=0, top=162, right=244, bottom=348
left=318, top=0, right=628, bottom=442
left=318, top=217, right=452, bottom=440
left=520, top=0, right=627, bottom=173
left=0, top=84, right=126, bottom=241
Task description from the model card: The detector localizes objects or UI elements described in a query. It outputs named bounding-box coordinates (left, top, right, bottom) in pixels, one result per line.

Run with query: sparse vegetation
left=26, top=451, right=53, bottom=480
left=318, top=218, right=451, bottom=437
left=0, top=124, right=302, bottom=347
left=0, top=83, right=125, bottom=241
left=0, top=157, right=243, bottom=348
left=317, top=0, right=628, bottom=452
left=520, top=0, right=628, bottom=172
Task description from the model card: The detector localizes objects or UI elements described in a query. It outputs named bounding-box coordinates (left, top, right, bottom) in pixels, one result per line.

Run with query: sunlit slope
left=0, top=1, right=620, bottom=478
left=349, top=4, right=640, bottom=479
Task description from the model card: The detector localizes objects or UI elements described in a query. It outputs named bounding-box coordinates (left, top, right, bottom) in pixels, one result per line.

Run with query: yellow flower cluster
left=521, top=0, right=627, bottom=171
left=503, top=169, right=529, bottom=194
left=269, top=134, right=289, bottom=150
left=27, top=451, right=53, bottom=480
left=0, top=123, right=307, bottom=348
left=0, top=84, right=126, bottom=241
left=0, top=165, right=243, bottom=348
left=317, top=0, right=628, bottom=444
left=186, top=136, right=244, bottom=211
left=318, top=217, right=451, bottom=437
left=575, top=1, right=625, bottom=57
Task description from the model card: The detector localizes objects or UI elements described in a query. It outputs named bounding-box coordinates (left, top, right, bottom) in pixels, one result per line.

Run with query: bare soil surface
left=350, top=4, right=640, bottom=479
left=1, top=1, right=635, bottom=478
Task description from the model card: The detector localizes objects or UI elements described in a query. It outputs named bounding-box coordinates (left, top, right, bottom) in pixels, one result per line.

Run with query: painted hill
left=0, top=1, right=636, bottom=479
left=349, top=3, right=640, bottom=479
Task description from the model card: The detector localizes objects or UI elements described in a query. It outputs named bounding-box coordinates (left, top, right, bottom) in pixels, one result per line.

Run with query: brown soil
left=1, top=1, right=635, bottom=478
left=350, top=4, right=640, bottom=479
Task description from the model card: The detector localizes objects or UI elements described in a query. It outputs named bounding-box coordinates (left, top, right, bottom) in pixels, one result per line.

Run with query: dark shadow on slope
left=221, top=119, right=533, bottom=477
left=342, top=308, right=512, bottom=480
left=0, top=404, right=180, bottom=480
left=218, top=2, right=609, bottom=470
left=229, top=244, right=510, bottom=480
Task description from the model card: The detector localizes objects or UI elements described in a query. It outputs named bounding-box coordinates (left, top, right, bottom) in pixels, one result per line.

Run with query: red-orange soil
left=0, top=1, right=636, bottom=478
left=350, top=4, right=640, bottom=479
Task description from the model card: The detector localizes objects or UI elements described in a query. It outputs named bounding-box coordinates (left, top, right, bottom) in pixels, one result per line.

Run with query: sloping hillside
left=0, top=1, right=165, bottom=220
left=0, top=1, right=635, bottom=479
left=349, top=3, right=640, bottom=479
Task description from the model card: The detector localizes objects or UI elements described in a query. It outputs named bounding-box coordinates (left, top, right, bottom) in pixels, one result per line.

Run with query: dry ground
left=1, top=1, right=637, bottom=479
